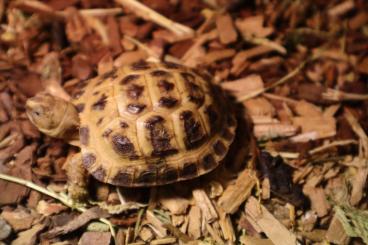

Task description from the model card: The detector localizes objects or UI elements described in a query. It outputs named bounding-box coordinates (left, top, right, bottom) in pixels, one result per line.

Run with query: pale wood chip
left=205, top=222, right=224, bottom=245
left=145, top=210, right=167, bottom=238
left=245, top=197, right=297, bottom=245
left=235, top=15, right=273, bottom=39
left=261, top=178, right=271, bottom=200
left=150, top=237, right=177, bottom=245
left=217, top=207, right=236, bottom=242
left=192, top=188, right=218, bottom=223
left=325, top=214, right=350, bottom=245
left=292, top=116, right=336, bottom=139
left=218, top=169, right=257, bottom=214
left=240, top=235, right=274, bottom=245
left=187, top=206, right=202, bottom=239
left=323, top=104, right=341, bottom=117
left=216, top=14, right=237, bottom=44
left=254, top=123, right=298, bottom=140
left=303, top=187, right=330, bottom=217
left=350, top=166, right=368, bottom=205
left=79, top=232, right=111, bottom=245
left=243, top=97, right=275, bottom=117
left=294, top=100, right=323, bottom=117
left=159, top=195, right=190, bottom=215
left=139, top=226, right=154, bottom=242
left=328, top=0, right=355, bottom=17
left=221, top=74, right=264, bottom=99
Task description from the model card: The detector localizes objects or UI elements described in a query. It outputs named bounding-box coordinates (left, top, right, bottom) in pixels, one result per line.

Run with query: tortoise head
left=26, top=93, right=79, bottom=139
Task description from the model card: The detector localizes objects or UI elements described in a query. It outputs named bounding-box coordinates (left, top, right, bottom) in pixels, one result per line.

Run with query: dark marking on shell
left=80, top=127, right=89, bottom=146
left=120, top=74, right=140, bottom=85
left=131, top=60, right=150, bottom=70
left=92, top=167, right=106, bottom=181
left=222, top=128, right=234, bottom=141
left=75, top=103, right=85, bottom=113
left=93, top=91, right=100, bottom=96
left=127, top=103, right=146, bottom=114
left=112, top=171, right=132, bottom=185
left=151, top=70, right=169, bottom=77
left=111, top=134, right=136, bottom=157
left=145, top=116, right=178, bottom=157
left=213, top=140, right=226, bottom=156
left=120, top=121, right=129, bottom=128
left=180, top=110, right=206, bottom=150
left=159, top=96, right=178, bottom=108
left=181, top=73, right=204, bottom=106
left=100, top=67, right=118, bottom=80
left=96, top=118, right=103, bottom=125
left=180, top=162, right=198, bottom=178
left=163, top=62, right=181, bottom=69
left=102, top=128, right=112, bottom=137
left=127, top=84, right=144, bottom=100
left=202, top=154, right=216, bottom=170
left=157, top=80, right=174, bottom=92
left=82, top=153, right=96, bottom=168
left=92, top=94, right=108, bottom=111
left=160, top=168, right=178, bottom=183
left=136, top=170, right=156, bottom=184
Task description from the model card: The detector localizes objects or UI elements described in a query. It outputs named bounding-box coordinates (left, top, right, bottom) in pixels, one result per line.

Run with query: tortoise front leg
left=64, top=153, right=89, bottom=202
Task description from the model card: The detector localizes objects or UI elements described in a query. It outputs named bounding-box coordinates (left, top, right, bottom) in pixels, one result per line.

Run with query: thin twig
left=323, top=88, right=368, bottom=101
left=308, top=139, right=359, bottom=155
left=115, top=0, right=195, bottom=38
left=0, top=173, right=116, bottom=239
left=237, top=59, right=309, bottom=102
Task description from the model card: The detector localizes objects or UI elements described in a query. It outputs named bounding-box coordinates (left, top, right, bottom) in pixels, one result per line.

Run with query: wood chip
left=245, top=197, right=297, bottom=245
left=192, top=188, right=218, bottom=223
left=218, top=169, right=257, bottom=214
left=187, top=206, right=202, bottom=239
left=303, top=187, right=330, bottom=217
left=216, top=14, right=237, bottom=44
left=202, top=48, right=236, bottom=64
left=243, top=97, right=275, bottom=118
left=145, top=210, right=167, bottom=238
left=1, top=209, right=34, bottom=231
left=325, top=214, right=350, bottom=245
left=292, top=116, right=336, bottom=139
left=294, top=100, right=323, bottom=117
left=44, top=207, right=108, bottom=238
left=349, top=166, right=368, bottom=205
left=79, top=232, right=111, bottom=245
left=221, top=75, right=264, bottom=99
left=12, top=223, right=45, bottom=245
left=254, top=123, right=298, bottom=140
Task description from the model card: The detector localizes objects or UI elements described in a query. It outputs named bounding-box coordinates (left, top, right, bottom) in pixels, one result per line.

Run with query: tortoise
left=25, top=61, right=237, bottom=200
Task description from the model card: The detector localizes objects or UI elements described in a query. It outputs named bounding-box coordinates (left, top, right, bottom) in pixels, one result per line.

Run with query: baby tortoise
left=26, top=61, right=237, bottom=201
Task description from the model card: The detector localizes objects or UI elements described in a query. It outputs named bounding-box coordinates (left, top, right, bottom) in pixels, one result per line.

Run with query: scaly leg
left=64, top=153, right=89, bottom=202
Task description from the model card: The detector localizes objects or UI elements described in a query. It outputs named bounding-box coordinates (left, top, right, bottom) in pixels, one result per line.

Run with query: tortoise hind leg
left=64, top=153, right=89, bottom=202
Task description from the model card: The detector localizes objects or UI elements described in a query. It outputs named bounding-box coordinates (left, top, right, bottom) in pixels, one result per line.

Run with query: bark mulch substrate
left=1, top=0, right=368, bottom=244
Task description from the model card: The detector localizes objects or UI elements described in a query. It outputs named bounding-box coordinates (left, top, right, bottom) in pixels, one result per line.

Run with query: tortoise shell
left=72, top=61, right=237, bottom=187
